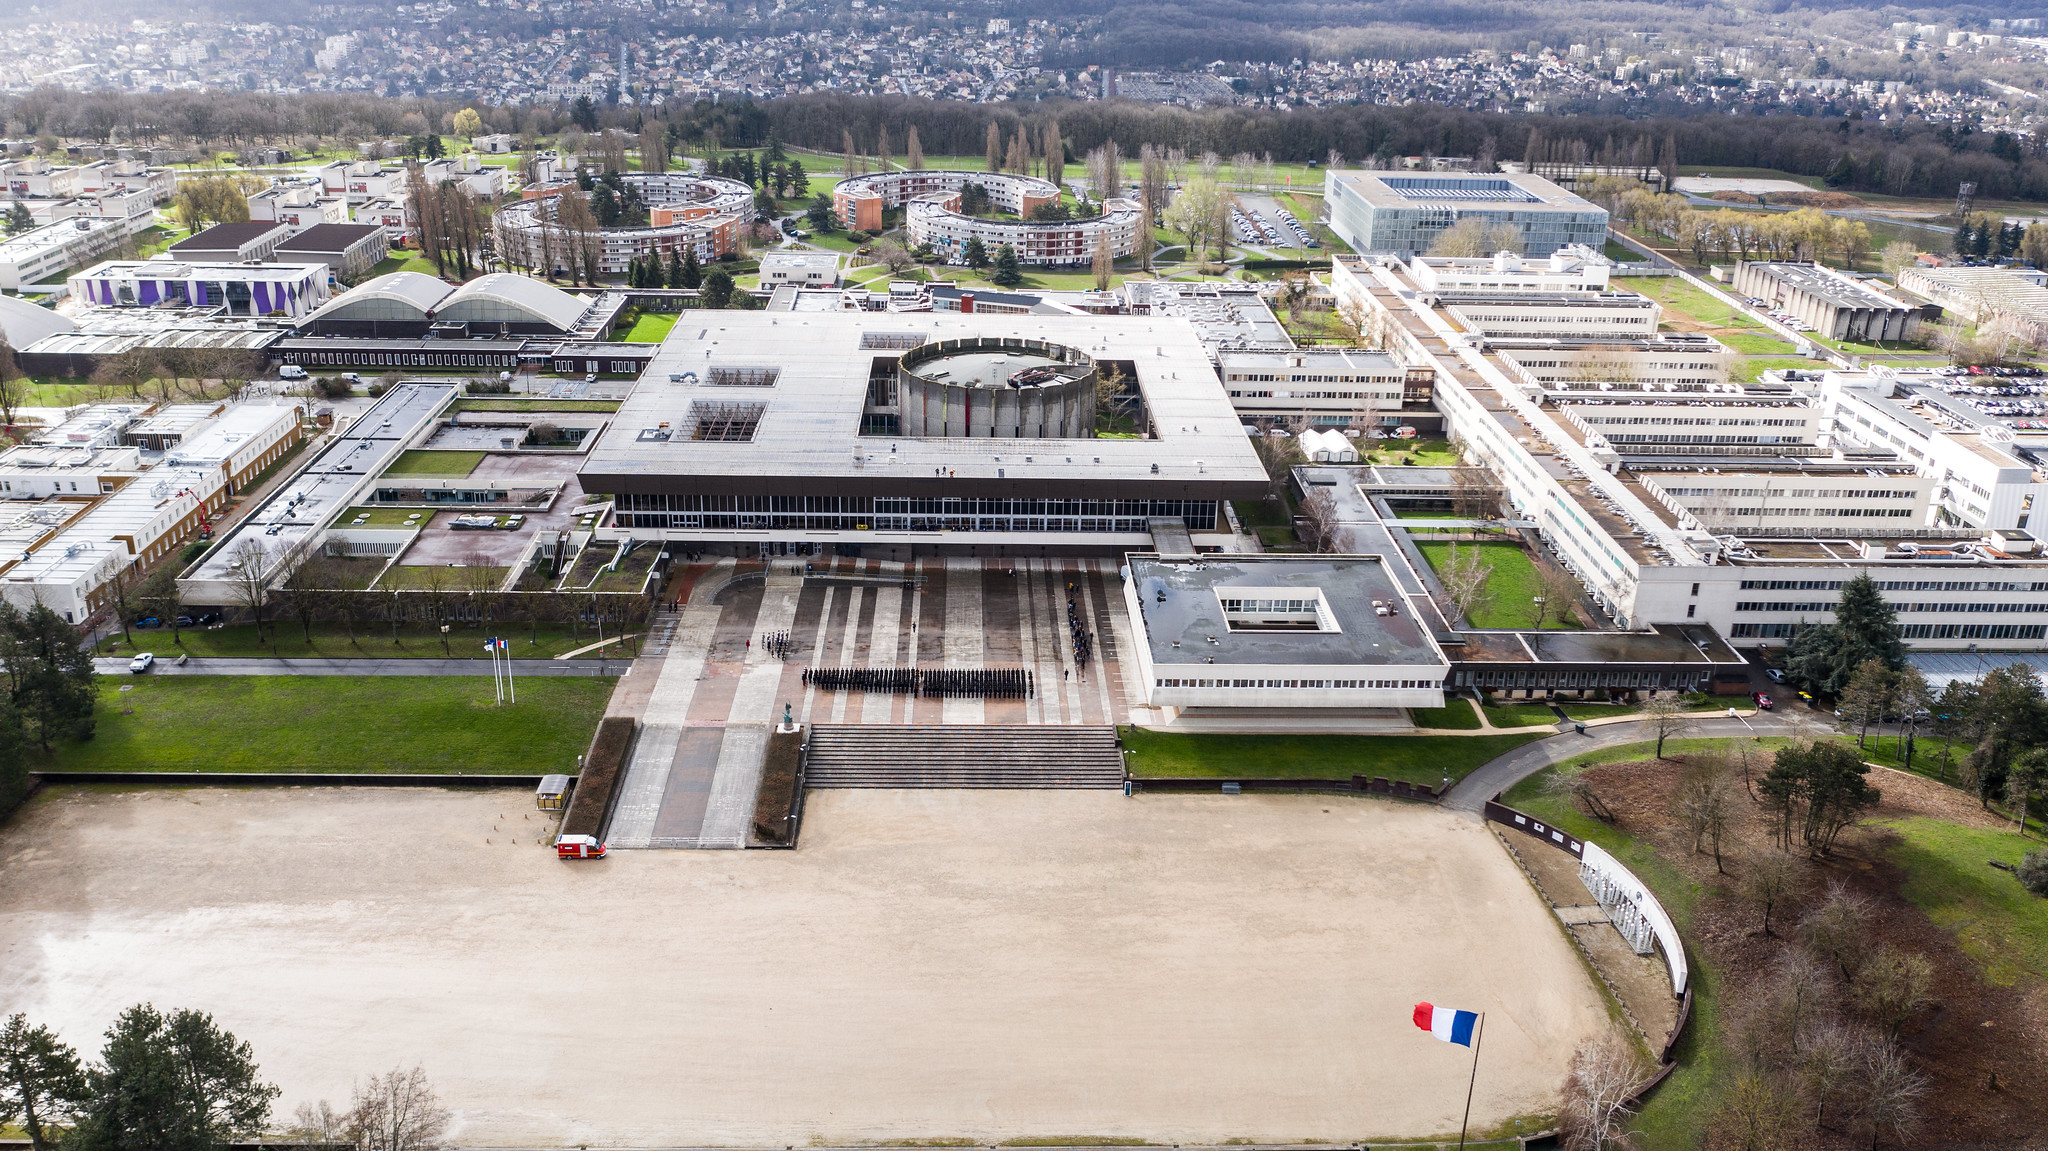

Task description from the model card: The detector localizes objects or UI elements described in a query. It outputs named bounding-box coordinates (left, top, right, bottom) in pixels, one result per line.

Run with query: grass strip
left=61, top=675, right=612, bottom=774
left=1121, top=728, right=1545, bottom=785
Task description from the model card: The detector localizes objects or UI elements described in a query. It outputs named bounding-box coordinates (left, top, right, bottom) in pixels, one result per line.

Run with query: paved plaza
left=601, top=557, right=1140, bottom=847
left=0, top=785, right=1608, bottom=1146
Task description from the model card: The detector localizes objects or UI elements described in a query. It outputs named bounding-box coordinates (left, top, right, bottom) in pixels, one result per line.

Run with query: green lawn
left=616, top=312, right=679, bottom=343
left=1483, top=701, right=1562, bottom=727
left=375, top=564, right=510, bottom=591
left=384, top=449, right=484, bottom=476
left=1358, top=439, right=1462, bottom=467
left=1415, top=540, right=1574, bottom=630
left=449, top=398, right=621, bottom=413
left=54, top=676, right=613, bottom=774
left=366, top=253, right=450, bottom=280
left=1120, top=728, right=1546, bottom=785
left=1615, top=275, right=1759, bottom=329
left=1602, top=239, right=1648, bottom=263
left=1409, top=699, right=1482, bottom=730
left=1718, top=332, right=1796, bottom=355
left=102, top=621, right=605, bottom=660
left=1501, top=757, right=1734, bottom=1145
left=1731, top=356, right=1818, bottom=384
left=1887, top=817, right=2048, bottom=986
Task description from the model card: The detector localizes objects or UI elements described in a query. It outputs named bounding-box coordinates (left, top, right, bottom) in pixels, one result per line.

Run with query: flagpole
left=1458, top=1011, right=1485, bottom=1151
left=505, top=639, right=516, bottom=703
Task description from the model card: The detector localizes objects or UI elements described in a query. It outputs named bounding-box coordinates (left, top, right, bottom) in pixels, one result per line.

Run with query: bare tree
left=1796, top=1019, right=1873, bottom=1135
left=1449, top=465, right=1497, bottom=520
left=1714, top=1072, right=1802, bottom=1151
left=1298, top=487, right=1342, bottom=554
left=0, top=342, right=26, bottom=432
left=1672, top=762, right=1733, bottom=872
left=274, top=556, right=332, bottom=642
left=1540, top=564, right=1583, bottom=628
left=346, top=1066, right=450, bottom=1151
left=1439, top=541, right=1492, bottom=625
left=1557, top=1034, right=1649, bottom=1151
left=226, top=538, right=272, bottom=643
left=1542, top=762, right=1616, bottom=822
left=1739, top=851, right=1804, bottom=937
left=1800, top=882, right=1875, bottom=984
left=1847, top=1041, right=1928, bottom=1150
left=1640, top=695, right=1689, bottom=758
left=286, top=1100, right=348, bottom=1142
left=1852, top=946, right=1934, bottom=1041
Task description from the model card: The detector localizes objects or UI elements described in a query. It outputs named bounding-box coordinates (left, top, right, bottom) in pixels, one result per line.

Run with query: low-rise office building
left=1122, top=552, right=1451, bottom=712
left=1732, top=261, right=1930, bottom=343
left=1217, top=347, right=1439, bottom=433
left=1443, top=291, right=1661, bottom=340
left=274, top=223, right=390, bottom=284
left=70, top=260, right=330, bottom=319
left=249, top=181, right=353, bottom=229
left=0, top=215, right=143, bottom=291
left=1405, top=245, right=1616, bottom=295
left=1495, top=334, right=1734, bottom=391
left=583, top=310, right=1267, bottom=558
left=759, top=250, right=841, bottom=288
left=167, top=221, right=294, bottom=264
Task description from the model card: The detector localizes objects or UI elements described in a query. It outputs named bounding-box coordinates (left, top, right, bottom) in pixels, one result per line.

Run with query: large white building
left=1122, top=553, right=1450, bottom=712
left=1323, top=170, right=1608, bottom=257
left=1345, top=254, right=2048, bottom=650
left=0, top=215, right=147, bottom=291
left=834, top=170, right=1143, bottom=266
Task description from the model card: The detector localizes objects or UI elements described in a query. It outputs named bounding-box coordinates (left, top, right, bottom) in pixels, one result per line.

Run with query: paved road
left=1442, top=710, right=1832, bottom=813
left=97, top=657, right=622, bottom=677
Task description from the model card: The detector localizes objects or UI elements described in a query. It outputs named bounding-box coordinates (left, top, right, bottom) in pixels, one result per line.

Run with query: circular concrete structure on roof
left=832, top=170, right=1144, bottom=268
left=897, top=336, right=1096, bottom=439
left=492, top=172, right=753, bottom=279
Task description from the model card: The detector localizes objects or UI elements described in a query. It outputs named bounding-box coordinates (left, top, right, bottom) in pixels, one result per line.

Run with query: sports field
left=0, top=787, right=1610, bottom=1145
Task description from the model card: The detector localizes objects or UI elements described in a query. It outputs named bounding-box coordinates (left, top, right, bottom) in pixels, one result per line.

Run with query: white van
left=278, top=365, right=307, bottom=380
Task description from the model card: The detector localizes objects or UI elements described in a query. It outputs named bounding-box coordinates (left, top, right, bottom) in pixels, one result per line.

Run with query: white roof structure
left=436, top=273, right=588, bottom=332
left=0, top=294, right=75, bottom=348
left=302, top=270, right=454, bottom=325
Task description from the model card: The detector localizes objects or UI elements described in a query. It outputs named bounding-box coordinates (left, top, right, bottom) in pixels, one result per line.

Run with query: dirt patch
left=1762, top=189, right=1867, bottom=209
left=561, top=715, right=634, bottom=837
left=749, top=727, right=803, bottom=846
left=1707, top=190, right=1763, bottom=204
left=0, top=787, right=1612, bottom=1145
left=1575, top=753, right=2048, bottom=1149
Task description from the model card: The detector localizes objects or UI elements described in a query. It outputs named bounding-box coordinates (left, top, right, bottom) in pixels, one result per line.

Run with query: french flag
left=1413, top=1002, right=1479, bottom=1046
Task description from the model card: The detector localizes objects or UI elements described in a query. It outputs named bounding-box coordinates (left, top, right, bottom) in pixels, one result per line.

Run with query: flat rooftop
left=583, top=312, right=1266, bottom=487
left=1745, top=262, right=1919, bottom=313
left=1333, top=170, right=1595, bottom=211
left=1126, top=552, right=1448, bottom=669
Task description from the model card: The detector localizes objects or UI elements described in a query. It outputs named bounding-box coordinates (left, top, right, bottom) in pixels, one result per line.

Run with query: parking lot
left=0, top=785, right=1608, bottom=1146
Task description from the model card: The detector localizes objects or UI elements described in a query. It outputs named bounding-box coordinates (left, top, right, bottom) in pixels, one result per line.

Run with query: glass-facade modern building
left=1323, top=171, right=1608, bottom=257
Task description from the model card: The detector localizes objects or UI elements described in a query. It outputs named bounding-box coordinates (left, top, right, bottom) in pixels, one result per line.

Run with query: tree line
left=1, top=1009, right=449, bottom=1151
left=10, top=85, right=2048, bottom=204
left=0, top=601, right=99, bottom=820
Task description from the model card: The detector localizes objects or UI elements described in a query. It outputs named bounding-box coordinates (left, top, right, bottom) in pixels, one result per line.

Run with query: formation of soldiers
left=1067, top=584, right=1094, bottom=671
left=759, top=630, right=795, bottom=660
left=801, top=666, right=1035, bottom=699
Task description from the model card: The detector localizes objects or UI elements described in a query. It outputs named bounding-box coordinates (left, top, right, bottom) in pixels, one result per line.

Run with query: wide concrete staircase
left=804, top=725, right=1126, bottom=789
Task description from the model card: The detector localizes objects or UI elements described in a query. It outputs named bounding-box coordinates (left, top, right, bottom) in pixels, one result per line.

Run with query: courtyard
left=0, top=785, right=1609, bottom=1146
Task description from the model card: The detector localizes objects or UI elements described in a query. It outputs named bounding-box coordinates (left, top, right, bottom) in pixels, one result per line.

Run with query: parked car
left=1765, top=668, right=1786, bottom=683
left=583, top=373, right=598, bottom=383
left=1753, top=691, right=1773, bottom=711
left=196, top=612, right=222, bottom=626
left=278, top=364, right=308, bottom=380
left=175, top=614, right=196, bottom=627
left=135, top=615, right=162, bottom=628
left=128, top=653, right=155, bottom=674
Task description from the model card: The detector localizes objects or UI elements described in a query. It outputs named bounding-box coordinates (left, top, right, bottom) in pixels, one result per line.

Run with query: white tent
left=1301, top=428, right=1357, bottom=463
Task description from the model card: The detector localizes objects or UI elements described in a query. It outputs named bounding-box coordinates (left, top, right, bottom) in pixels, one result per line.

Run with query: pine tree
left=701, top=266, right=734, bottom=309
left=680, top=247, right=702, bottom=289
left=963, top=236, right=989, bottom=269
left=668, top=247, right=685, bottom=289
left=990, top=243, right=1022, bottom=286
left=788, top=159, right=808, bottom=196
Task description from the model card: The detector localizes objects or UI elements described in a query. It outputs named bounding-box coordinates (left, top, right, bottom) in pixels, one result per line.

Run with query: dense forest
left=7, top=85, right=2047, bottom=204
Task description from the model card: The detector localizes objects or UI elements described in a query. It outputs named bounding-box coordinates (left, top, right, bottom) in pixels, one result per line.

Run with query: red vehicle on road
left=1753, top=692, right=1773, bottom=711
left=555, top=834, right=608, bottom=859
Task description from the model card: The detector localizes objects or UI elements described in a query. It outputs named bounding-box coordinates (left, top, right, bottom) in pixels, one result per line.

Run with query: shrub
left=2019, top=849, right=2048, bottom=897
left=464, top=379, right=512, bottom=394
left=845, top=230, right=870, bottom=243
